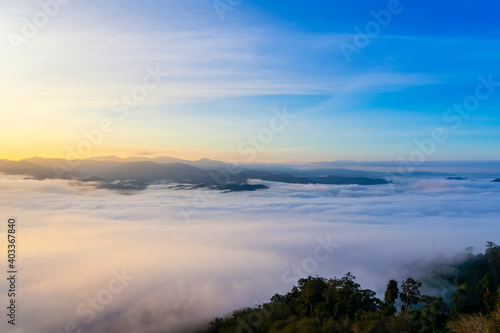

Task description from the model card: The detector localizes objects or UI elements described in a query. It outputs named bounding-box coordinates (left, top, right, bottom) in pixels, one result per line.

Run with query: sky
left=1, top=0, right=500, bottom=162
left=1, top=175, right=499, bottom=332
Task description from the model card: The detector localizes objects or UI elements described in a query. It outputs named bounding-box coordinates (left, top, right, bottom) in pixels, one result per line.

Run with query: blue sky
left=1, top=0, right=499, bottom=162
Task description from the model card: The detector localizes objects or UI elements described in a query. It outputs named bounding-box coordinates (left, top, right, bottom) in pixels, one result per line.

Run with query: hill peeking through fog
left=1, top=172, right=499, bottom=333
left=0, top=157, right=393, bottom=191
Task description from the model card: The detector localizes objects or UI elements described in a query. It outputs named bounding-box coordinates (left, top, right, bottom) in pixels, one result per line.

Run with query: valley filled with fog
left=0, top=174, right=499, bottom=332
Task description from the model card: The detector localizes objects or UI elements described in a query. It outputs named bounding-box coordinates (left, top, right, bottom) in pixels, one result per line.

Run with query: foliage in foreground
left=204, top=242, right=500, bottom=333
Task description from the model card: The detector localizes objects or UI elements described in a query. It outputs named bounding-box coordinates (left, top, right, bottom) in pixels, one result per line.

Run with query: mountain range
left=0, top=156, right=395, bottom=192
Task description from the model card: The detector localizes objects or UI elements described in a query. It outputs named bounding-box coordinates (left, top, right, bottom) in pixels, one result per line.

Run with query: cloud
left=0, top=0, right=439, bottom=110
left=303, top=160, right=500, bottom=175
left=134, top=150, right=153, bottom=156
left=0, top=175, right=499, bottom=332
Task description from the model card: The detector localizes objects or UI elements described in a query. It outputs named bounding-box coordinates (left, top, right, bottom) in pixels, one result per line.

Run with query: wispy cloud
left=1, top=0, right=499, bottom=161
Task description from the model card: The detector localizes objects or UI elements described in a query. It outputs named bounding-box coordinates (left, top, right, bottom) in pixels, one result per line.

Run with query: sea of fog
left=0, top=175, right=499, bottom=332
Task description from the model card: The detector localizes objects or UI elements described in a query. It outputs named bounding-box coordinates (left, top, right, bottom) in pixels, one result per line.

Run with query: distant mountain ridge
left=25, top=155, right=228, bottom=170
left=0, top=157, right=392, bottom=192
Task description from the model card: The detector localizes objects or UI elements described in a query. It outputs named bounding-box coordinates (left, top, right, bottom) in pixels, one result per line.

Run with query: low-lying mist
left=0, top=175, right=499, bottom=332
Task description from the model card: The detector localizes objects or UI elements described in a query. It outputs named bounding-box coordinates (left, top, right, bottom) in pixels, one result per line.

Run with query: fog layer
left=0, top=175, right=498, bottom=332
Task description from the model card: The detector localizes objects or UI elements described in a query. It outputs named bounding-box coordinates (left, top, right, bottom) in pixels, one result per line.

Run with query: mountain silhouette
left=0, top=157, right=391, bottom=192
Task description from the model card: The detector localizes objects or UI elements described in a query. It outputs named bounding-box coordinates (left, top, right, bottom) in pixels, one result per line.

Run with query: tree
left=451, top=283, right=480, bottom=314
left=206, top=242, right=500, bottom=333
left=292, top=276, right=327, bottom=317
left=208, top=317, right=224, bottom=332
left=485, top=241, right=500, bottom=284
left=476, top=273, right=495, bottom=313
left=400, top=278, right=422, bottom=317
left=496, top=286, right=500, bottom=311
left=465, top=246, right=475, bottom=253
left=382, top=279, right=399, bottom=316
left=409, top=297, right=448, bottom=333
left=486, top=241, right=496, bottom=249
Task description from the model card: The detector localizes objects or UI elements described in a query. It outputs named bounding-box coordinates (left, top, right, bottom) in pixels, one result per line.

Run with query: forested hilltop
left=203, top=242, right=500, bottom=333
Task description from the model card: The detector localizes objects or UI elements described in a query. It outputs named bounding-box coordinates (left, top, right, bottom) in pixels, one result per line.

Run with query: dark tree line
left=202, top=242, right=500, bottom=333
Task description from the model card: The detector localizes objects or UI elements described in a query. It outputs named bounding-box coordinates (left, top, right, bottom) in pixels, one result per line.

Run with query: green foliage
left=477, top=273, right=496, bottom=313
left=451, top=283, right=480, bottom=314
left=400, top=277, right=422, bottom=316
left=207, top=242, right=500, bottom=333
left=496, top=286, right=500, bottom=311
left=449, top=241, right=500, bottom=318
left=316, top=272, right=380, bottom=321
left=292, top=276, right=327, bottom=318
left=381, top=280, right=399, bottom=316
left=408, top=297, right=448, bottom=332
